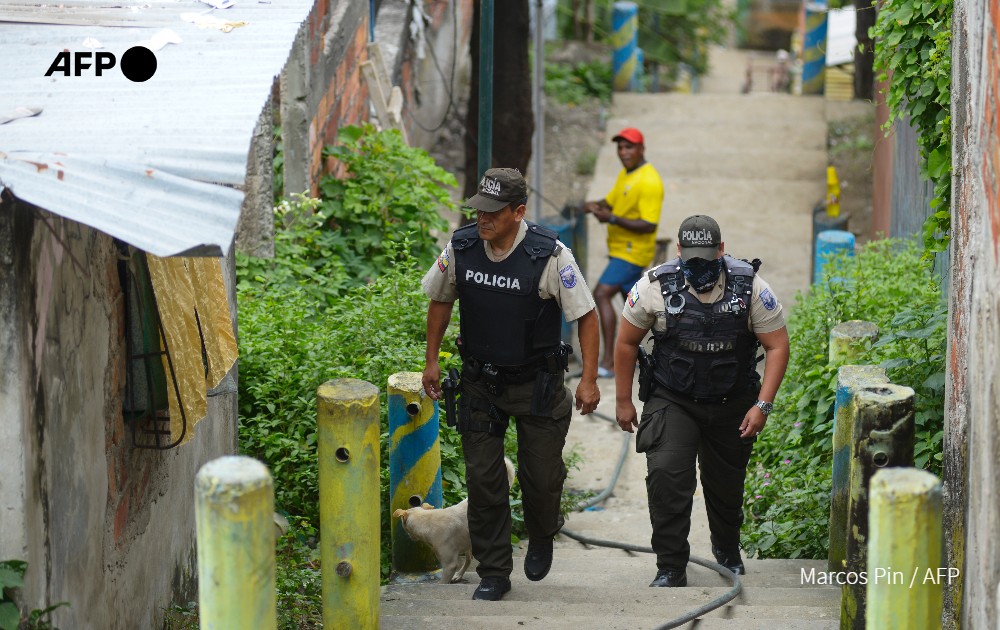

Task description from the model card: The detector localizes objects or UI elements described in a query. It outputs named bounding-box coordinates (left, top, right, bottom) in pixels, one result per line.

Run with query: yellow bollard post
left=826, top=166, right=842, bottom=218
left=317, top=379, right=381, bottom=630
left=195, top=456, right=276, bottom=630
left=866, top=468, right=944, bottom=629
left=387, top=372, right=443, bottom=580
left=828, top=320, right=878, bottom=365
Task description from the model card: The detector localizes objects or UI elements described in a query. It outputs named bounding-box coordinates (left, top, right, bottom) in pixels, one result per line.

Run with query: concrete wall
left=0, top=197, right=238, bottom=630
left=946, top=1, right=1000, bottom=627
left=279, top=0, right=471, bottom=198
left=375, top=0, right=473, bottom=150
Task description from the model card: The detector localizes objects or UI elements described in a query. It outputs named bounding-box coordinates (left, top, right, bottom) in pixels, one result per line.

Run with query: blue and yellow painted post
left=867, top=468, right=944, bottom=630
left=388, top=372, right=444, bottom=579
left=195, top=456, right=276, bottom=630
left=802, top=2, right=828, bottom=95
left=611, top=2, right=638, bottom=91
left=317, top=379, right=380, bottom=629
left=828, top=364, right=887, bottom=574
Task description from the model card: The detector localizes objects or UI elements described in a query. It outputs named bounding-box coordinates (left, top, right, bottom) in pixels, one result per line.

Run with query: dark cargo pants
left=459, top=374, right=572, bottom=579
left=635, top=386, right=758, bottom=572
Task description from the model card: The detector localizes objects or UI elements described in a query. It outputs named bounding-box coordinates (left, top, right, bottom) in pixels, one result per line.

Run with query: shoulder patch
left=760, top=288, right=777, bottom=310
left=436, top=249, right=450, bottom=273
left=559, top=264, right=577, bottom=289
left=627, top=283, right=640, bottom=307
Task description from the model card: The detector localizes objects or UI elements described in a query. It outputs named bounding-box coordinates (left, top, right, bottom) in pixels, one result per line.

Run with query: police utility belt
left=440, top=343, right=572, bottom=437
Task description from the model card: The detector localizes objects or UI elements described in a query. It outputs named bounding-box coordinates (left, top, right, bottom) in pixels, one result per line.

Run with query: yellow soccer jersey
left=605, top=163, right=664, bottom=267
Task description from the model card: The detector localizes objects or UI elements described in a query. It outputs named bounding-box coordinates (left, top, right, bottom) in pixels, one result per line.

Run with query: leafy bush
left=742, top=239, right=946, bottom=559
left=872, top=0, right=952, bottom=254
left=318, top=125, right=456, bottom=284
left=545, top=59, right=612, bottom=105
left=0, top=561, right=66, bottom=630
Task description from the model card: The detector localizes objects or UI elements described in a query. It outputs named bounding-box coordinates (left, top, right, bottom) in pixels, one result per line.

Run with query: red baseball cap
left=612, top=127, right=644, bottom=145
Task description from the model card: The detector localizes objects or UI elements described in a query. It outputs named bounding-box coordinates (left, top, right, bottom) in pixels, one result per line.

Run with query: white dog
left=393, top=457, right=516, bottom=583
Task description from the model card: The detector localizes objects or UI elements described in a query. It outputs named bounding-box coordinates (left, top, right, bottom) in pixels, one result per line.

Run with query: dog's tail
left=504, top=456, right=516, bottom=490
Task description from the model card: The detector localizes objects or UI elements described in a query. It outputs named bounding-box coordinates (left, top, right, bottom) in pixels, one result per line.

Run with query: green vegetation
left=544, top=59, right=613, bottom=105
left=743, top=239, right=946, bottom=559
left=871, top=0, right=952, bottom=255
left=0, top=561, right=67, bottom=630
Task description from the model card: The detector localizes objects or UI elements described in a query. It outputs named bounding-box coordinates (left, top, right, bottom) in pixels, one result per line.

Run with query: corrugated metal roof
left=0, top=0, right=315, bottom=256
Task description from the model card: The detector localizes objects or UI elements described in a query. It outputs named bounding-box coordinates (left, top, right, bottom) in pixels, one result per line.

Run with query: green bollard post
left=829, top=320, right=879, bottom=365
left=388, top=372, right=444, bottom=581
left=841, top=384, right=915, bottom=630
left=317, top=379, right=381, bottom=630
left=829, top=364, right=888, bottom=573
left=195, top=456, right=276, bottom=630
left=866, top=468, right=943, bottom=630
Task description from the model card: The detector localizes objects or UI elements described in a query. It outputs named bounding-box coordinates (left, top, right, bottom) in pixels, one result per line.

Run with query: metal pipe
left=478, top=0, right=494, bottom=180
left=388, top=372, right=444, bottom=578
left=317, top=378, right=381, bottom=629
left=195, top=455, right=276, bottom=630
left=532, top=0, right=545, bottom=222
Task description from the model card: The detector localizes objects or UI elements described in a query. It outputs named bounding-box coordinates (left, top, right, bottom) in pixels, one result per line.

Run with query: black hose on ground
left=562, top=409, right=743, bottom=630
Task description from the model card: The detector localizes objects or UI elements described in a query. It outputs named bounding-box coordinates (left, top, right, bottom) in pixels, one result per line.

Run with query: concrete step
left=646, top=148, right=827, bottom=181
left=609, top=93, right=827, bottom=125
left=381, top=615, right=837, bottom=630
left=382, top=583, right=839, bottom=606
left=380, top=584, right=839, bottom=629
left=637, top=125, right=828, bottom=151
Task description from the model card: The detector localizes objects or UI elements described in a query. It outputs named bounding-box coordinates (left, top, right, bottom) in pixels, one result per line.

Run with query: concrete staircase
left=380, top=549, right=840, bottom=629
left=381, top=44, right=840, bottom=630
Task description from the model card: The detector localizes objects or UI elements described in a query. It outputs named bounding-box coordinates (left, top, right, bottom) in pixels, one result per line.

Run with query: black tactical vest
left=453, top=222, right=562, bottom=366
left=649, top=255, right=760, bottom=399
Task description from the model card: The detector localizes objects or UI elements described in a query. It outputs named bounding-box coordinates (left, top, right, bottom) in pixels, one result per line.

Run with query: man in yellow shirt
left=583, top=128, right=664, bottom=377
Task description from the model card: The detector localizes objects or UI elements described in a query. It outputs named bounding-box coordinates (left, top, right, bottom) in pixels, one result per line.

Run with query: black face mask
left=681, top=257, right=724, bottom=293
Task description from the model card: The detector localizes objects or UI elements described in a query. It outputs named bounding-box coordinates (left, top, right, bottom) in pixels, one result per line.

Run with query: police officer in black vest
left=422, top=168, right=601, bottom=601
left=613, top=215, right=790, bottom=587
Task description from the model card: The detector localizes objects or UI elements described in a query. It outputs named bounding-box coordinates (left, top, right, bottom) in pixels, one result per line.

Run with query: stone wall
left=0, top=197, right=237, bottom=629
left=946, top=1, right=1000, bottom=627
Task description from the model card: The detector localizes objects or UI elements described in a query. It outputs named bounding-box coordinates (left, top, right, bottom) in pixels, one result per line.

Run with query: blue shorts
left=598, top=257, right=644, bottom=292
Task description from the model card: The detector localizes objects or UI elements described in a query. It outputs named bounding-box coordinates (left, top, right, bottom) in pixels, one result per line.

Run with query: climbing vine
left=871, top=0, right=953, bottom=255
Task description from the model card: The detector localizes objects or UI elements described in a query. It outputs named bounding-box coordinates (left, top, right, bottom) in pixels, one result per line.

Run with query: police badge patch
left=760, top=288, right=777, bottom=310
left=559, top=264, right=577, bottom=288
left=436, top=249, right=450, bottom=273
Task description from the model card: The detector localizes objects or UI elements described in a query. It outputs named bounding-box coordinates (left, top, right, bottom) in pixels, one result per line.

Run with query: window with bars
left=116, top=243, right=188, bottom=449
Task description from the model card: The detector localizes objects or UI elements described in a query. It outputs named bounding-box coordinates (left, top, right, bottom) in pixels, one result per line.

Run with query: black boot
left=649, top=569, right=687, bottom=587
left=711, top=545, right=746, bottom=575
left=472, top=576, right=511, bottom=601
left=524, top=538, right=553, bottom=581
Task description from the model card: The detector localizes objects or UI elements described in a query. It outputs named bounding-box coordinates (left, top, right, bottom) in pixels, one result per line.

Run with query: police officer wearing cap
left=582, top=127, right=664, bottom=378
left=422, top=168, right=601, bottom=601
left=613, top=214, right=789, bottom=588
